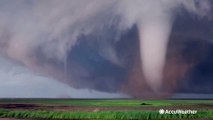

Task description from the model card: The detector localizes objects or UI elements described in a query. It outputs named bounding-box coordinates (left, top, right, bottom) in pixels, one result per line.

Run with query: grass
left=0, top=109, right=212, bottom=120
left=1, top=99, right=213, bottom=107
left=0, top=99, right=213, bottom=119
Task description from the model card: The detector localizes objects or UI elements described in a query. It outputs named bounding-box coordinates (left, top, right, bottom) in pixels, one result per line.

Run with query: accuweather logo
left=159, top=109, right=197, bottom=115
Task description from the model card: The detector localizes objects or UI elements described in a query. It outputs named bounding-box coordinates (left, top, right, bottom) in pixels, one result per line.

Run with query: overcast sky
left=0, top=56, right=129, bottom=98
left=0, top=0, right=212, bottom=98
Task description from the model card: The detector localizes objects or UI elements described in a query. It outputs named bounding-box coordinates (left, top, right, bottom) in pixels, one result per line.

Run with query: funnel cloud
left=0, top=0, right=212, bottom=98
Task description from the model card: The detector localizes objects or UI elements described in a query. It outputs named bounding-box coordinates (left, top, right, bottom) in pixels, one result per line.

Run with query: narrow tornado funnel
left=138, top=16, right=173, bottom=91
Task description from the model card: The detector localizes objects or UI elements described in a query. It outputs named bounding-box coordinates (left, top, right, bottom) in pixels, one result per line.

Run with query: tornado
left=0, top=0, right=210, bottom=97
left=117, top=0, right=211, bottom=92
left=138, top=15, right=173, bottom=91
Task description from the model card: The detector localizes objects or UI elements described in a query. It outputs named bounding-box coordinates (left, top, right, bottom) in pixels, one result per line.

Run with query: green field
left=0, top=99, right=212, bottom=120
left=1, top=99, right=213, bottom=106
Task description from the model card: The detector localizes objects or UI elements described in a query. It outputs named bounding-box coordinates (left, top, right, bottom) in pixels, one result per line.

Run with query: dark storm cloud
left=0, top=0, right=122, bottom=91
left=66, top=37, right=128, bottom=92
left=176, top=45, right=213, bottom=94
left=169, top=10, right=213, bottom=94
left=0, top=0, right=212, bottom=98
left=0, top=56, right=129, bottom=98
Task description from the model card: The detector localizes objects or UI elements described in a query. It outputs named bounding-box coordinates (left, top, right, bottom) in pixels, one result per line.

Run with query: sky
left=0, top=56, right=129, bottom=98
left=0, top=0, right=212, bottom=98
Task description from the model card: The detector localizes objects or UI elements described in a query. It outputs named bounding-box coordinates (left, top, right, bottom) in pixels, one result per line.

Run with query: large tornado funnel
left=138, top=16, right=173, bottom=91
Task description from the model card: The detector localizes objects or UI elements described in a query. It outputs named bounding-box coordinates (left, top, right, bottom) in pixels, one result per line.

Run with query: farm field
left=0, top=99, right=212, bottom=120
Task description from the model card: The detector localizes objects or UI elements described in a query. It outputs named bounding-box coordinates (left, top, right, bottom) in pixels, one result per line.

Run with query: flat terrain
left=0, top=99, right=212, bottom=120
left=0, top=102, right=213, bottom=112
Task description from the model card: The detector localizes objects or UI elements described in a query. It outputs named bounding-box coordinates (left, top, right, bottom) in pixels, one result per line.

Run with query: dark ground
left=0, top=103, right=213, bottom=112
